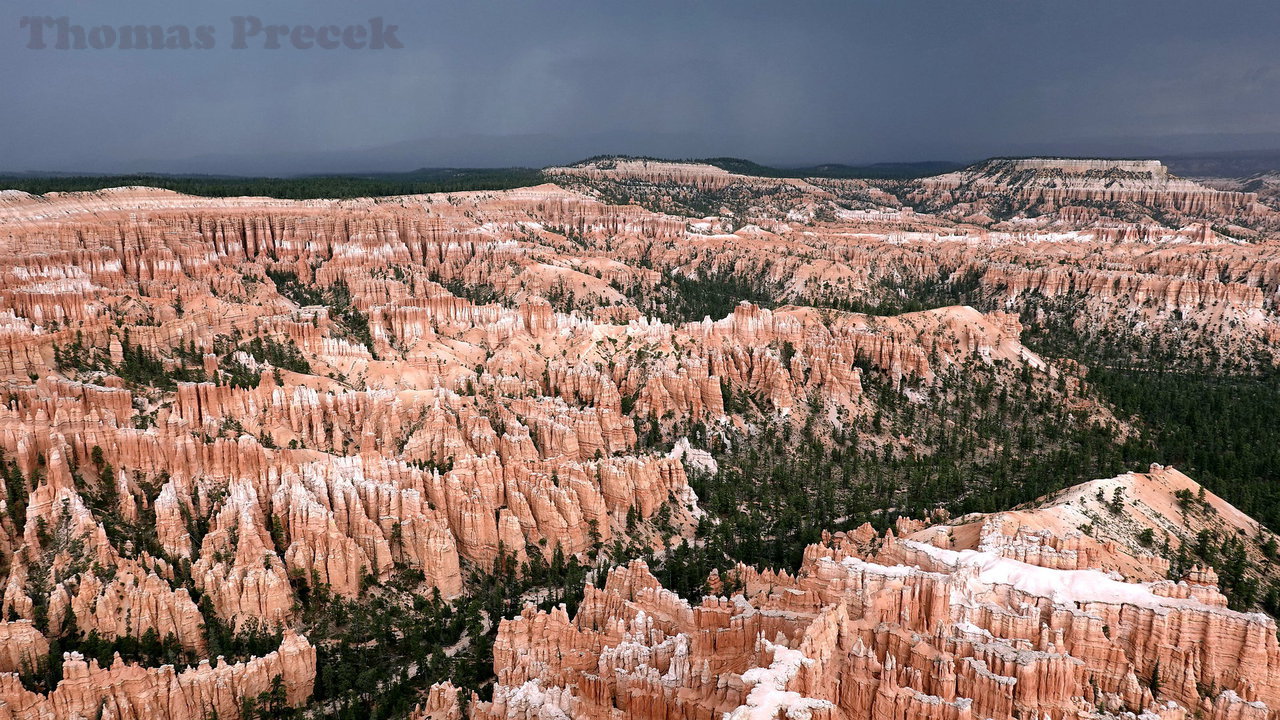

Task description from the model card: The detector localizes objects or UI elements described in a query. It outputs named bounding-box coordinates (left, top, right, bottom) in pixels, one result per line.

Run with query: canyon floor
left=1, top=157, right=1279, bottom=719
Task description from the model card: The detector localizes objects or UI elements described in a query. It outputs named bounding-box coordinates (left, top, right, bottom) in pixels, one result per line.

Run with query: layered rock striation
left=0, top=158, right=1278, bottom=716
left=463, top=471, right=1280, bottom=720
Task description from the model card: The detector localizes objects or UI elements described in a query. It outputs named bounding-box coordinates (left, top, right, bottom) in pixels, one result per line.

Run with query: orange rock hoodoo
left=0, top=155, right=1278, bottom=717
left=0, top=631, right=314, bottom=720
left=466, top=523, right=1279, bottom=720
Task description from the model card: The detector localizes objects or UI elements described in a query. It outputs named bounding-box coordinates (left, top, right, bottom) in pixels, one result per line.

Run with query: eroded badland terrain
left=1, top=157, right=1280, bottom=719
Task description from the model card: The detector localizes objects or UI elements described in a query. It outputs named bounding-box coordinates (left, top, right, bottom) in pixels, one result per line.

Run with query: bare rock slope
left=447, top=468, right=1280, bottom=720
left=0, top=156, right=1278, bottom=716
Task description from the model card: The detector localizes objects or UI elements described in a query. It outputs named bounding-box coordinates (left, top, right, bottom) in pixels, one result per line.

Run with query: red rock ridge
left=0, top=631, right=315, bottom=720
left=457, top=470, right=1280, bottom=720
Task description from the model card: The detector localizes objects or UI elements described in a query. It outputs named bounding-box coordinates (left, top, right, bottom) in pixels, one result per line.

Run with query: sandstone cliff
left=907, top=158, right=1269, bottom=224
left=0, top=162, right=1278, bottom=717
left=0, top=632, right=314, bottom=720
left=461, top=470, right=1280, bottom=720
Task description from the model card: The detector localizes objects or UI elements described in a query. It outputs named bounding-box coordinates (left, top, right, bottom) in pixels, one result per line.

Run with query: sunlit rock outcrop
left=463, top=470, right=1280, bottom=720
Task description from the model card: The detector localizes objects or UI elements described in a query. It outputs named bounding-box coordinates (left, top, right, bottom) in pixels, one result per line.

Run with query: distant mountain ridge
left=697, top=157, right=967, bottom=179
left=1161, top=150, right=1280, bottom=178
left=7, top=149, right=1280, bottom=200
left=565, top=155, right=967, bottom=179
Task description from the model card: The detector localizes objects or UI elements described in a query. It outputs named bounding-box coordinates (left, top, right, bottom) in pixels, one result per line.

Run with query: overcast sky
left=4, top=0, right=1279, bottom=175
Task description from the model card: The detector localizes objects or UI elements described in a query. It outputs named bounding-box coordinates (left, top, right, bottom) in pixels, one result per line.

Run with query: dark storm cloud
left=3, top=0, right=1279, bottom=174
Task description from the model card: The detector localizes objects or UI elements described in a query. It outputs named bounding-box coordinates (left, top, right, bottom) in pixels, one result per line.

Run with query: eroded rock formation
left=0, top=156, right=1278, bottom=716
left=0, top=632, right=314, bottom=720
left=463, top=469, right=1280, bottom=720
left=908, top=158, right=1268, bottom=222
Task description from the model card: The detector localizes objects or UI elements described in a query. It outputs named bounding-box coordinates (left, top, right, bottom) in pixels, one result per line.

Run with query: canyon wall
left=461, top=468, right=1280, bottom=720
left=0, top=156, right=1277, bottom=716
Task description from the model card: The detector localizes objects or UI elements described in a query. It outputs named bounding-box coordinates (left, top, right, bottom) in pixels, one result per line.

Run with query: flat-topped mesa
left=547, top=158, right=746, bottom=190
left=945, top=158, right=1176, bottom=187
left=1005, top=158, right=1170, bottom=177
left=459, top=469, right=1280, bottom=720
left=910, top=157, right=1265, bottom=220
